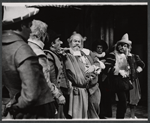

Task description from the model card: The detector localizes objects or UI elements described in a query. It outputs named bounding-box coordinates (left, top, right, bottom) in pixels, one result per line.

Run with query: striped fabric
left=104, top=52, right=116, bottom=74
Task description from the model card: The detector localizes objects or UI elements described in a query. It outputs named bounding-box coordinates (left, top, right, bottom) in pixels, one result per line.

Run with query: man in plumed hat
left=104, top=33, right=133, bottom=119
left=2, top=5, right=56, bottom=119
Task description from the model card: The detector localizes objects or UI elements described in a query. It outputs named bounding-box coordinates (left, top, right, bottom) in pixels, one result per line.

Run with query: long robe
left=65, top=49, right=101, bottom=118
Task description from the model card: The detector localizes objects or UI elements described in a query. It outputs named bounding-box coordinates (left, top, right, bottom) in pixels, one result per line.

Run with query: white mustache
left=73, top=45, right=80, bottom=48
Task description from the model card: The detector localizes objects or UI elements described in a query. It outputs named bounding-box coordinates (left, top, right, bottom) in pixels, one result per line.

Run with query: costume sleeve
left=103, top=52, right=116, bottom=74
left=38, top=55, right=51, bottom=84
left=48, top=60, right=58, bottom=88
left=15, top=44, right=44, bottom=108
left=90, top=51, right=100, bottom=67
left=135, top=54, right=145, bottom=69
left=89, top=51, right=105, bottom=74
left=46, top=53, right=63, bottom=99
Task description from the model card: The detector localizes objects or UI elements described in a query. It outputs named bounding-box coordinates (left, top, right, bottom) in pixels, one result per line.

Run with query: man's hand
left=119, top=70, right=128, bottom=78
left=85, top=65, right=95, bottom=73
left=101, top=52, right=106, bottom=57
left=136, top=66, right=143, bottom=73
left=56, top=95, right=66, bottom=104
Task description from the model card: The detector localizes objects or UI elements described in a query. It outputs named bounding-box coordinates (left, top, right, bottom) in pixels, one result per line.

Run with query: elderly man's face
left=70, top=35, right=82, bottom=51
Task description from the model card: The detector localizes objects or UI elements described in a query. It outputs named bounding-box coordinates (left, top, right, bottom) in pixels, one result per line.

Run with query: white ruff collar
left=128, top=53, right=132, bottom=56
left=71, top=50, right=81, bottom=56
left=70, top=48, right=90, bottom=56
left=28, top=38, right=44, bottom=50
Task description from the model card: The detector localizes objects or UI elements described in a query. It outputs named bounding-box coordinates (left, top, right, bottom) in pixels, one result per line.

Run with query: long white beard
left=114, top=51, right=129, bottom=76
left=73, top=46, right=81, bottom=51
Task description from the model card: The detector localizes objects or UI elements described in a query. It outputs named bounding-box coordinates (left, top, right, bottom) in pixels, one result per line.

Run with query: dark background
left=2, top=4, right=148, bottom=106
left=32, top=4, right=147, bottom=106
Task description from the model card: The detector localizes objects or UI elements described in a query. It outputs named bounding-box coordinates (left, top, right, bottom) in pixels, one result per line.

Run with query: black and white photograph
left=2, top=2, right=148, bottom=121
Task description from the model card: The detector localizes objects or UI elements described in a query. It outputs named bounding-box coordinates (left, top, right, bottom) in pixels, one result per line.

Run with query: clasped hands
left=119, top=70, right=129, bottom=78
left=56, top=95, right=66, bottom=104
left=85, top=65, right=95, bottom=73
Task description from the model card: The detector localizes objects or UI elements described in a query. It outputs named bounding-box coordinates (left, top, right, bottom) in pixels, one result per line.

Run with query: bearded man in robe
left=65, top=32, right=105, bottom=119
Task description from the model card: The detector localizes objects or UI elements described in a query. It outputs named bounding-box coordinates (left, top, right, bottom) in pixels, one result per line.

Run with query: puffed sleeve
left=90, top=51, right=100, bottom=67
left=103, top=52, right=116, bottom=74
left=14, top=44, right=43, bottom=109
left=38, top=55, right=50, bottom=84
left=45, top=52, right=63, bottom=98
left=89, top=51, right=105, bottom=74
left=48, top=60, right=58, bottom=87
left=135, top=54, right=145, bottom=69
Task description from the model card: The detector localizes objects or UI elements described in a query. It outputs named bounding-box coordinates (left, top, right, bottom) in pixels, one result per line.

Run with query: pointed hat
left=116, top=33, right=132, bottom=45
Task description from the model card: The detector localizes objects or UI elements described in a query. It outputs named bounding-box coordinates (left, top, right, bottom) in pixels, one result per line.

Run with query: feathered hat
left=2, top=5, right=39, bottom=25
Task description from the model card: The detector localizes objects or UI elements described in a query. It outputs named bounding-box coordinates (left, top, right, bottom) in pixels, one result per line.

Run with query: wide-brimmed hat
left=44, top=30, right=61, bottom=49
left=93, top=39, right=108, bottom=52
left=48, top=30, right=61, bottom=43
left=2, top=5, right=39, bottom=25
left=116, top=33, right=132, bottom=46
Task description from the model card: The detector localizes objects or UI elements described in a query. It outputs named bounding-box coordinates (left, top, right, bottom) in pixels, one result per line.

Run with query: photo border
left=1, top=0, right=149, bottom=122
